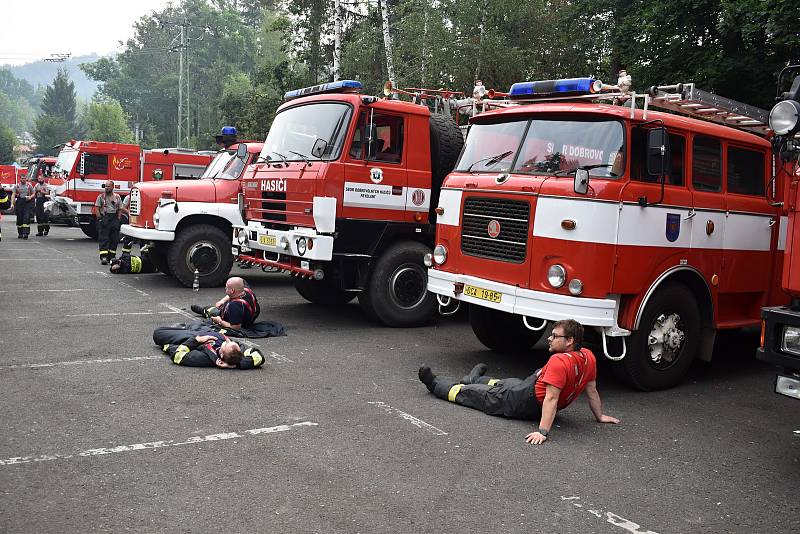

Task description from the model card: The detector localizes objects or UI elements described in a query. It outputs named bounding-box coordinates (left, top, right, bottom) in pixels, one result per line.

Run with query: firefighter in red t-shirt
left=418, top=319, right=619, bottom=445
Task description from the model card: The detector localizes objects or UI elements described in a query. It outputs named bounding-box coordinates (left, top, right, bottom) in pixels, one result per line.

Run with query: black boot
left=190, top=304, right=207, bottom=316
left=418, top=365, right=437, bottom=393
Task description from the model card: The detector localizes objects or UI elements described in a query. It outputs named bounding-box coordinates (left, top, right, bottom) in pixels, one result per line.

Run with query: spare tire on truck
left=428, top=113, right=465, bottom=223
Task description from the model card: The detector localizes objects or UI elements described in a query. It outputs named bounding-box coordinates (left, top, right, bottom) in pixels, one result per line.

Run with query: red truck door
left=343, top=110, right=408, bottom=222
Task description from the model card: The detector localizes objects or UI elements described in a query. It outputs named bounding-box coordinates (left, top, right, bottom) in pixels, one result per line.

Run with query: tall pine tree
left=34, top=69, right=83, bottom=155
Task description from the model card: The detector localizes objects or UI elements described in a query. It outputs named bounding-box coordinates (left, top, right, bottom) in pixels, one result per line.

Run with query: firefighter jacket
left=158, top=330, right=265, bottom=369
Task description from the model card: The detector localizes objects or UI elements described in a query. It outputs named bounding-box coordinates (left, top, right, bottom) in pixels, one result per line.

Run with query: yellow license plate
left=463, top=284, right=502, bottom=303
left=259, top=235, right=277, bottom=246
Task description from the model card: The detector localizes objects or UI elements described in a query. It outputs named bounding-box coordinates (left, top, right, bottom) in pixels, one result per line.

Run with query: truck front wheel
left=294, top=276, right=356, bottom=305
left=167, top=224, right=233, bottom=288
left=616, top=282, right=701, bottom=391
left=469, top=304, right=545, bottom=353
left=361, top=241, right=436, bottom=327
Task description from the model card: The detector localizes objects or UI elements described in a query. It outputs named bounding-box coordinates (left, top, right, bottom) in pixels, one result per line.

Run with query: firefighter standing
left=9, top=175, right=35, bottom=239
left=33, top=175, right=51, bottom=236
left=93, top=180, right=122, bottom=265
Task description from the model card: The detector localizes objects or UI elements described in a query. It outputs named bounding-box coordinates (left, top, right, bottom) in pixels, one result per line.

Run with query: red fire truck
left=0, top=164, right=26, bottom=191
left=758, top=67, right=800, bottom=399
left=425, top=76, right=786, bottom=390
left=231, top=80, right=464, bottom=327
left=121, top=140, right=264, bottom=284
left=50, top=140, right=214, bottom=238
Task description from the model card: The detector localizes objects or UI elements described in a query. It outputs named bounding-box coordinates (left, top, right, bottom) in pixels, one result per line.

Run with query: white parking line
left=561, top=496, right=660, bottom=534
left=0, top=288, right=116, bottom=293
left=0, top=355, right=163, bottom=371
left=116, top=280, right=149, bottom=296
left=367, top=401, right=448, bottom=436
left=0, top=421, right=319, bottom=467
left=160, top=303, right=196, bottom=320
left=64, top=311, right=181, bottom=318
left=267, top=351, right=294, bottom=363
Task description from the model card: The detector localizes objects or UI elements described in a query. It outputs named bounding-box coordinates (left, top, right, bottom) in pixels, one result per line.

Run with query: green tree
left=32, top=115, right=71, bottom=156
left=34, top=68, right=83, bottom=152
left=0, top=125, right=16, bottom=163
left=84, top=99, right=135, bottom=143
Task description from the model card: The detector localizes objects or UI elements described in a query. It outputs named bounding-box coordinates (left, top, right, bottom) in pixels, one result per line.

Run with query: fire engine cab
left=0, top=164, right=27, bottom=192
left=758, top=66, right=800, bottom=400
left=121, top=138, right=264, bottom=286
left=50, top=140, right=214, bottom=238
left=426, top=76, right=786, bottom=390
left=232, top=80, right=464, bottom=327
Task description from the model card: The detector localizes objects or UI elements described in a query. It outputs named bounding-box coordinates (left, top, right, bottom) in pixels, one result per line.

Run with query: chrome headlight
left=769, top=100, right=800, bottom=136
left=547, top=264, right=566, bottom=288
left=568, top=278, right=583, bottom=295
left=236, top=229, right=248, bottom=245
left=423, top=253, right=433, bottom=267
left=297, top=237, right=307, bottom=256
left=279, top=236, right=290, bottom=250
left=781, top=325, right=800, bottom=356
left=433, top=244, right=448, bottom=265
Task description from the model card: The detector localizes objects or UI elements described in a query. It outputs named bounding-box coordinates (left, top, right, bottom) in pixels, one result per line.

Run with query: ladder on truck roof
left=646, top=83, right=769, bottom=136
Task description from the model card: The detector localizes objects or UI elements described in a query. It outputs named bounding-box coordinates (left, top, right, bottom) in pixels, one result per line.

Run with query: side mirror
left=236, top=143, right=247, bottom=160
left=646, top=128, right=671, bottom=177
left=574, top=168, right=589, bottom=195
left=311, top=138, right=328, bottom=158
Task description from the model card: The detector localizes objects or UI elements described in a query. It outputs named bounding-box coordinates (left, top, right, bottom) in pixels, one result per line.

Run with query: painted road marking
left=17, top=311, right=181, bottom=319
left=367, top=401, right=448, bottom=436
left=0, top=288, right=117, bottom=293
left=0, top=422, right=319, bottom=467
left=267, top=351, right=293, bottom=363
left=0, top=355, right=163, bottom=371
left=160, top=303, right=196, bottom=320
left=561, top=496, right=659, bottom=534
left=116, top=280, right=149, bottom=296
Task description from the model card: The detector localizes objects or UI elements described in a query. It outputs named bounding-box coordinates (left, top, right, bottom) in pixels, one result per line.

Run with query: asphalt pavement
left=0, top=218, right=798, bottom=533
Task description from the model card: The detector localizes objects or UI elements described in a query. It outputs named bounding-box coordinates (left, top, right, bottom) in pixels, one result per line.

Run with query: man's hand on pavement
left=598, top=415, right=620, bottom=424
left=525, top=431, right=547, bottom=445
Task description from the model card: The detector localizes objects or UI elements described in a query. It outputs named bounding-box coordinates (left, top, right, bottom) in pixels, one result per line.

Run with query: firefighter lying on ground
left=109, top=246, right=158, bottom=274
left=191, top=276, right=260, bottom=329
left=418, top=319, right=620, bottom=445
left=153, top=325, right=265, bottom=369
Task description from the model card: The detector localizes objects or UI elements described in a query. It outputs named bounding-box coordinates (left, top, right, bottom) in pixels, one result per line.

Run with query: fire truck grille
left=461, top=197, right=529, bottom=263
left=260, top=191, right=287, bottom=228
left=128, top=188, right=141, bottom=216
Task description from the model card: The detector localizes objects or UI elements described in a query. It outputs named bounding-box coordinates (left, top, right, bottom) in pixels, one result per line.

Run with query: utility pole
left=166, top=16, right=192, bottom=148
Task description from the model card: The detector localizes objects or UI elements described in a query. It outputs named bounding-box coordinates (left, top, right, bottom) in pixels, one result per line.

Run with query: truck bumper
left=233, top=223, right=334, bottom=262
left=121, top=224, right=174, bottom=242
left=427, top=268, right=619, bottom=327
left=758, top=305, right=800, bottom=399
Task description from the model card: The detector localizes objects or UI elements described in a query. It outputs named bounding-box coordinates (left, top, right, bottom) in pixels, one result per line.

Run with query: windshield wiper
left=289, top=150, right=311, bottom=166
left=553, top=163, right=613, bottom=176
left=267, top=151, right=289, bottom=167
left=465, top=150, right=514, bottom=173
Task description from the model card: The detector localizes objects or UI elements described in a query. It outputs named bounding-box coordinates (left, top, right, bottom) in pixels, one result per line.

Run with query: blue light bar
left=220, top=126, right=237, bottom=136
left=284, top=80, right=364, bottom=101
left=509, top=77, right=603, bottom=99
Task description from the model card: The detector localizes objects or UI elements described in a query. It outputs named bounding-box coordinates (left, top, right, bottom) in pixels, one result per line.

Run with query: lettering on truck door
left=343, top=110, right=408, bottom=222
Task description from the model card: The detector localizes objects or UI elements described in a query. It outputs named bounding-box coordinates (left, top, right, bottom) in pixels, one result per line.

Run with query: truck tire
left=362, top=241, right=436, bottom=327
left=469, top=304, right=545, bottom=353
left=617, top=283, right=701, bottom=391
left=429, top=114, right=464, bottom=221
left=148, top=243, right=172, bottom=276
left=294, top=276, right=356, bottom=305
left=80, top=218, right=98, bottom=240
left=167, top=224, right=233, bottom=288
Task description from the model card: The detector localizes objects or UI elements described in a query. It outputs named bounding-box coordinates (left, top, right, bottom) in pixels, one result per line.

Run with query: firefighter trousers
left=35, top=197, right=49, bottom=235
left=431, top=371, right=542, bottom=421
left=97, top=214, right=120, bottom=260
left=15, top=198, right=32, bottom=237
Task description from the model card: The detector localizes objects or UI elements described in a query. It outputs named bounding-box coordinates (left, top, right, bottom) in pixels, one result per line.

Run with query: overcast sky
left=0, top=0, right=175, bottom=66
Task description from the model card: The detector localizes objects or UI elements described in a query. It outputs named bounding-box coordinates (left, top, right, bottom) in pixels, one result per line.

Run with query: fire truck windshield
left=200, top=151, right=235, bottom=179
left=260, top=102, right=351, bottom=162
left=54, top=147, right=79, bottom=176
left=457, top=118, right=625, bottom=178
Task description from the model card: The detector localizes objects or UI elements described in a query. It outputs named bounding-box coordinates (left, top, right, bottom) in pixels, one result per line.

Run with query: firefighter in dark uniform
left=418, top=319, right=620, bottom=445
left=109, top=245, right=158, bottom=274
left=152, top=325, right=265, bottom=369
left=33, top=175, right=51, bottom=236
left=118, top=193, right=138, bottom=255
left=190, top=276, right=260, bottom=329
left=0, top=186, right=11, bottom=241
left=93, top=180, right=122, bottom=264
left=9, top=175, right=35, bottom=239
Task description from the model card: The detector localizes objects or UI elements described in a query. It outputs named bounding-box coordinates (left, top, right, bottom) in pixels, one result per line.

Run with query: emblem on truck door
left=370, top=167, right=383, bottom=184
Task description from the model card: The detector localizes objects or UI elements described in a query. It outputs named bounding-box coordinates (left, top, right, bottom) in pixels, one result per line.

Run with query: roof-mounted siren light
left=283, top=80, right=363, bottom=101
left=508, top=77, right=604, bottom=99
left=769, top=74, right=800, bottom=137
